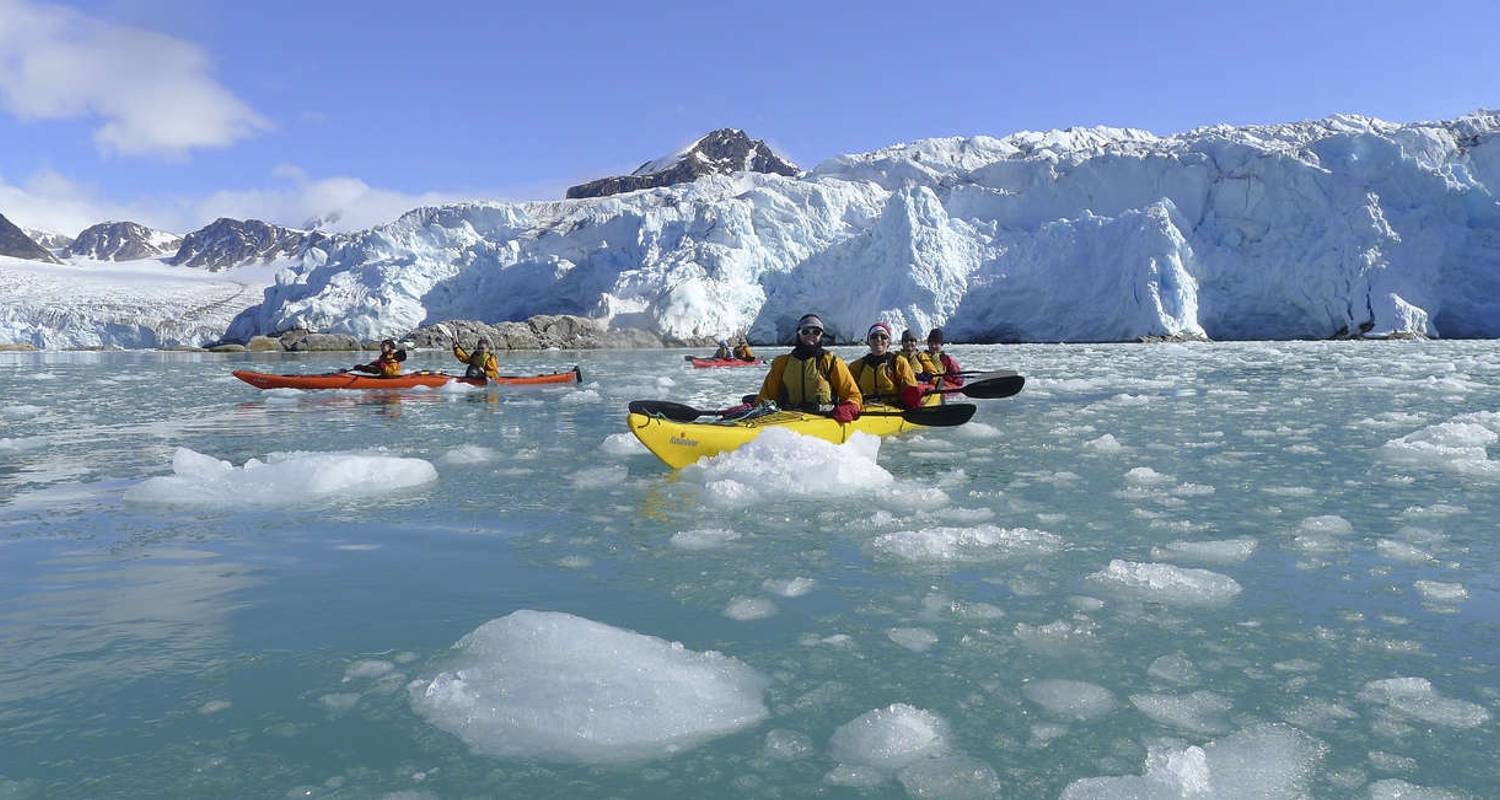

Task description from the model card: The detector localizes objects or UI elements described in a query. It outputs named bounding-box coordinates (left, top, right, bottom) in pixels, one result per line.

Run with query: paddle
left=941, top=373, right=1025, bottom=399
left=626, top=399, right=977, bottom=427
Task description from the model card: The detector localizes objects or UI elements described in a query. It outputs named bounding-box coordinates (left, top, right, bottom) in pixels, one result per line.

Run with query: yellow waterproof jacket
left=452, top=344, right=499, bottom=380
left=357, top=352, right=402, bottom=377
left=758, top=351, right=861, bottom=410
left=849, top=353, right=918, bottom=401
left=733, top=343, right=755, bottom=360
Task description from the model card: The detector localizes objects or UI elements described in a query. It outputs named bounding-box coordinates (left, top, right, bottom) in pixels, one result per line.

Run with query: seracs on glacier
left=230, top=112, right=1500, bottom=344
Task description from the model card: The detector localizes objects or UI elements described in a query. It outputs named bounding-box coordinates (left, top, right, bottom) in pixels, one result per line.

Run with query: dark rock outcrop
left=67, top=221, right=181, bottom=261
left=170, top=218, right=325, bottom=271
left=566, top=128, right=799, bottom=199
left=0, top=213, right=62, bottom=263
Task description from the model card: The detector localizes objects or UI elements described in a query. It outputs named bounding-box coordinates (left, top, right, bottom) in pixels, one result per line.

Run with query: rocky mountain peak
left=67, top=221, right=182, bottom=261
left=23, top=227, right=75, bottom=253
left=0, top=213, right=61, bottom=264
left=169, top=217, right=325, bottom=271
left=565, top=128, right=799, bottom=199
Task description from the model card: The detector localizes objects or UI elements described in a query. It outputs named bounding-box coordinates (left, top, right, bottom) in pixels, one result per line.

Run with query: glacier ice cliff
left=175, top=112, right=1500, bottom=343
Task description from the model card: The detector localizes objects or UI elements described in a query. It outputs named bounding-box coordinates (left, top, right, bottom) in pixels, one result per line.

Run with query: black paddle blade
left=961, top=374, right=1025, bottom=399
left=394, top=349, right=408, bottom=362
left=902, top=403, right=977, bottom=426
left=628, top=400, right=706, bottom=422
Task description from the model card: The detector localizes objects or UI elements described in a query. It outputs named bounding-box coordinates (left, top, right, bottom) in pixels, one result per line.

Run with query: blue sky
left=1, top=0, right=1497, bottom=234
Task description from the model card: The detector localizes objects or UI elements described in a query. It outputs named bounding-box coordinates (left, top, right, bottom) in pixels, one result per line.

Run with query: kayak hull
left=688, top=357, right=764, bottom=368
left=232, top=367, right=581, bottom=391
left=627, top=404, right=917, bottom=469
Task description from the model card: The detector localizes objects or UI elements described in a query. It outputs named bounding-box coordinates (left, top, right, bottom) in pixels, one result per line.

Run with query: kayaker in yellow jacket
left=896, top=329, right=928, bottom=378
left=756, top=313, right=862, bottom=423
left=453, top=338, right=499, bottom=381
left=850, top=322, right=924, bottom=409
left=921, top=328, right=964, bottom=387
left=733, top=336, right=755, bottom=361
left=350, top=339, right=403, bottom=377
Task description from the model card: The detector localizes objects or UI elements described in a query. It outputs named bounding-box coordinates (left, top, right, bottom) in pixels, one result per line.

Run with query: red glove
left=831, top=402, right=860, bottom=423
left=719, top=403, right=753, bottom=417
left=898, top=384, right=925, bottom=409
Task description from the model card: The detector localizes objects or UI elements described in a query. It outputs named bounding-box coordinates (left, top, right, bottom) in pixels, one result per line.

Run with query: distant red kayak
left=688, top=357, right=765, bottom=369
left=232, top=367, right=582, bottom=390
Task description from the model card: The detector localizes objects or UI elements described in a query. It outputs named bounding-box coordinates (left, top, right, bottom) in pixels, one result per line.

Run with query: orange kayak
left=232, top=367, right=582, bottom=390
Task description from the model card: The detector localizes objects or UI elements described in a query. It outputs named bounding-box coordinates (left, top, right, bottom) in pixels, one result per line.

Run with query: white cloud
left=0, top=0, right=270, bottom=157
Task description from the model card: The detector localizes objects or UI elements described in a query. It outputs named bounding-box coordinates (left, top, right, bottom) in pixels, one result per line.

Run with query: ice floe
left=870, top=525, right=1063, bottom=563
left=125, top=447, right=437, bottom=506
left=1130, top=690, right=1234, bottom=734
left=1379, top=412, right=1500, bottom=479
left=1060, top=723, right=1325, bottom=799
left=681, top=429, right=892, bottom=505
left=1150, top=537, right=1258, bottom=565
left=438, top=444, right=496, bottom=464
left=669, top=527, right=740, bottom=550
left=409, top=610, right=769, bottom=762
left=1085, top=560, right=1242, bottom=607
left=1357, top=677, right=1491, bottom=729
left=825, top=703, right=998, bottom=795
left=723, top=596, right=777, bottom=621
left=1023, top=679, right=1116, bottom=720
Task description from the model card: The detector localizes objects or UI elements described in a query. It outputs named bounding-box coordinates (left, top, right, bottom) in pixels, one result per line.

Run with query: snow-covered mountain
left=23, top=227, right=75, bottom=253
left=227, top=111, right=1500, bottom=344
left=566, top=128, right=799, bottom=199
left=0, top=213, right=62, bottom=264
left=170, top=218, right=324, bottom=271
left=67, top=221, right=182, bottom=261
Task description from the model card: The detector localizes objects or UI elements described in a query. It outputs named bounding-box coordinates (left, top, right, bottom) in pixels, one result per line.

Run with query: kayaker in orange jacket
left=733, top=336, right=755, bottom=361
left=453, top=338, right=499, bottom=381
left=350, top=339, right=403, bottom=377
left=849, top=322, right=924, bottom=409
left=920, top=328, right=963, bottom=387
left=756, top=314, right=862, bottom=423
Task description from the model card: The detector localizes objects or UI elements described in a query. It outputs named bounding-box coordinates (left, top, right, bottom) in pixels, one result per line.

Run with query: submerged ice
left=408, top=610, right=769, bottom=763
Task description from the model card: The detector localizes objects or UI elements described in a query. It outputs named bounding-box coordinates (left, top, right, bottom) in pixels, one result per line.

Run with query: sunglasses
left=798, top=327, right=823, bottom=336
left=868, top=333, right=889, bottom=340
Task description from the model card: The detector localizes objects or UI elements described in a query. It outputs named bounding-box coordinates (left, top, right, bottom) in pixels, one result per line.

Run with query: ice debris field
left=0, top=340, right=1496, bottom=798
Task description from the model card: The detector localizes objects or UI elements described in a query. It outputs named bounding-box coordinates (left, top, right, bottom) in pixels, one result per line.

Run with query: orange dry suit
left=354, top=351, right=403, bottom=378
left=452, top=344, right=499, bottom=381
left=757, top=345, right=862, bottom=421
left=849, top=352, right=924, bottom=409
left=733, top=343, right=755, bottom=360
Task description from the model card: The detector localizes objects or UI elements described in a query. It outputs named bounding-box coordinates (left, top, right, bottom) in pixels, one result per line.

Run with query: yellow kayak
left=627, top=403, right=958, bottom=469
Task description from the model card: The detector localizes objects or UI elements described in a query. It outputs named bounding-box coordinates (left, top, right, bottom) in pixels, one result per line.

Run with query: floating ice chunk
left=1124, top=467, right=1173, bottom=486
left=1014, top=619, right=1097, bottom=653
left=343, top=660, right=395, bottom=681
left=1380, top=412, right=1500, bottom=479
left=1172, top=482, right=1216, bottom=496
left=569, top=465, right=628, bottom=489
left=670, top=527, right=740, bottom=550
left=955, top=421, right=1001, bottom=438
left=1023, top=679, right=1115, bottom=720
left=763, top=729, right=813, bottom=760
left=1357, top=678, right=1491, bottom=729
left=723, top=596, right=777, bottom=621
left=871, top=525, right=1063, bottom=563
left=1399, top=504, right=1467, bottom=518
left=1366, top=750, right=1418, bottom=773
left=1131, top=690, right=1233, bottom=734
left=1413, top=581, right=1466, bottom=603
left=1299, top=515, right=1354, bottom=535
left=1060, top=723, right=1324, bottom=800
left=198, top=700, right=231, bottom=714
left=761, top=577, right=817, bottom=597
left=409, top=610, right=769, bottom=763
left=1375, top=540, right=1434, bottom=563
left=1084, top=434, right=1123, bottom=452
left=1148, top=653, right=1201, bottom=685
left=887, top=627, right=938, bottom=652
left=1085, top=560, right=1242, bottom=607
left=656, top=376, right=675, bottom=387
left=824, top=763, right=887, bottom=788
left=0, top=435, right=47, bottom=452
left=897, top=755, right=1003, bottom=799
left=558, top=555, right=592, bottom=569
left=829, top=704, right=950, bottom=771
left=439, top=445, right=495, bottom=464
left=599, top=432, right=645, bottom=456
left=1151, top=538, right=1257, bottom=565
left=1367, top=779, right=1465, bottom=799
left=0, top=404, right=43, bottom=419
left=125, top=447, right=436, bottom=507
left=319, top=693, right=360, bottom=712
left=560, top=388, right=602, bottom=404
left=681, top=429, right=891, bottom=505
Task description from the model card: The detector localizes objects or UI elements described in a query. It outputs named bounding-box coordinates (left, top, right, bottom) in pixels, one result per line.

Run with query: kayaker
left=896, top=329, right=926, bottom=376
left=713, top=339, right=733, bottom=360
left=920, top=328, right=964, bottom=387
left=453, top=338, right=499, bottom=381
left=349, top=339, right=403, bottom=378
left=755, top=313, right=862, bottom=422
left=733, top=336, right=755, bottom=361
left=849, top=322, right=924, bottom=409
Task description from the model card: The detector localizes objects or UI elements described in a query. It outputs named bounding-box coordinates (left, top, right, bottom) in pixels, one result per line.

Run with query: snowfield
left=0, top=256, right=281, bottom=349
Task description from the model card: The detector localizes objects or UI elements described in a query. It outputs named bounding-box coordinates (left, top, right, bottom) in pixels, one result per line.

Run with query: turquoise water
left=1, top=343, right=1497, bottom=799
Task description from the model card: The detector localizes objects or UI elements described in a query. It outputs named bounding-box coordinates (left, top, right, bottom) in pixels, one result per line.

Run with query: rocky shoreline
left=211, top=315, right=718, bottom=353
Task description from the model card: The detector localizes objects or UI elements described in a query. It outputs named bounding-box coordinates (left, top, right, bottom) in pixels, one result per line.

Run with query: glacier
left=226, top=111, right=1500, bottom=344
